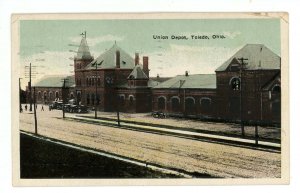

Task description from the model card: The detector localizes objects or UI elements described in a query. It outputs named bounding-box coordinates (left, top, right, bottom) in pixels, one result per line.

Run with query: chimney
left=135, top=53, right=139, bottom=66
left=143, top=56, right=149, bottom=78
left=185, top=71, right=188, bottom=76
left=116, top=50, right=120, bottom=68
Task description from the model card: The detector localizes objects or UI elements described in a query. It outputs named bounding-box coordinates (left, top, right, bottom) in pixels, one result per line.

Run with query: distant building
left=28, top=36, right=281, bottom=125
left=28, top=75, right=75, bottom=104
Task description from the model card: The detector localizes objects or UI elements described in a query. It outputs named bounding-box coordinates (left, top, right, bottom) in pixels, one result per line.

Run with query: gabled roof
left=215, top=44, right=281, bottom=72
left=85, top=43, right=135, bottom=70
left=75, top=37, right=93, bottom=60
left=153, top=74, right=216, bottom=89
left=128, top=65, right=148, bottom=79
left=34, top=75, right=75, bottom=88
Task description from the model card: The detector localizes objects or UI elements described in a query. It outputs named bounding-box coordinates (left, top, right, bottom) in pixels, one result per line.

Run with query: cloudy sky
left=19, top=18, right=280, bottom=89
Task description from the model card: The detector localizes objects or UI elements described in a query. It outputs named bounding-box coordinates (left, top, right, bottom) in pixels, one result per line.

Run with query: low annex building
left=28, top=35, right=281, bottom=124
left=29, top=75, right=75, bottom=104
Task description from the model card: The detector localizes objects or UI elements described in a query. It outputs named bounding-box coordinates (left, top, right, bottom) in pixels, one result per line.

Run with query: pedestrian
left=20, top=106, right=23, bottom=113
left=25, top=104, right=27, bottom=111
left=41, top=105, right=44, bottom=111
left=49, top=105, right=51, bottom=111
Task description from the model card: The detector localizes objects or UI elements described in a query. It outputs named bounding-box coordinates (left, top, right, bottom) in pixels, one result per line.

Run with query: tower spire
left=80, top=31, right=87, bottom=39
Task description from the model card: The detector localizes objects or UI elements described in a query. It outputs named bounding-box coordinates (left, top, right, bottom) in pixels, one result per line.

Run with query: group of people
left=20, top=104, right=46, bottom=112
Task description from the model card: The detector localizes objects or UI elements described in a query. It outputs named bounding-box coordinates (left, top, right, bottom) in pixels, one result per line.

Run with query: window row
left=157, top=96, right=212, bottom=112
left=86, top=93, right=100, bottom=105
left=37, top=91, right=60, bottom=100
left=86, top=77, right=101, bottom=87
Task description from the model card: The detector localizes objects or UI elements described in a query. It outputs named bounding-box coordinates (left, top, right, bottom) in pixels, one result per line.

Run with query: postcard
left=11, top=12, right=289, bottom=186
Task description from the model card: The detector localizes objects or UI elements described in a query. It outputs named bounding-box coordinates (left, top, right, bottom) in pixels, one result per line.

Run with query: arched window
left=119, top=95, right=125, bottom=107
left=185, top=97, right=195, bottom=114
left=272, top=85, right=281, bottom=93
left=96, top=94, right=100, bottom=105
left=70, top=92, right=74, bottom=99
left=86, top=77, right=89, bottom=86
left=229, top=77, right=241, bottom=91
left=86, top=94, right=90, bottom=105
left=55, top=91, right=59, bottom=99
left=158, top=97, right=166, bottom=111
left=91, top=93, right=95, bottom=105
left=89, top=78, right=92, bottom=86
left=97, top=78, right=101, bottom=86
left=49, top=92, right=53, bottom=100
left=77, top=92, right=81, bottom=103
left=200, top=98, right=211, bottom=113
left=171, top=96, right=180, bottom=112
left=129, top=95, right=134, bottom=106
left=38, top=92, right=42, bottom=99
left=43, top=92, right=47, bottom=101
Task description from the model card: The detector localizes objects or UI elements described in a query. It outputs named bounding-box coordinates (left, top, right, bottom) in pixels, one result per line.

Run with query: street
left=19, top=105, right=281, bottom=178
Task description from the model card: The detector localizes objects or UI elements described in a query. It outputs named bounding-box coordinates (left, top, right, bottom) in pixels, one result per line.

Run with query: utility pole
left=19, top=78, right=22, bottom=112
left=95, top=62, right=98, bottom=119
left=238, top=57, right=248, bottom=137
left=28, top=63, right=33, bottom=111
left=25, top=63, right=40, bottom=112
left=61, top=78, right=69, bottom=118
left=33, top=87, right=38, bottom=135
left=117, top=95, right=120, bottom=126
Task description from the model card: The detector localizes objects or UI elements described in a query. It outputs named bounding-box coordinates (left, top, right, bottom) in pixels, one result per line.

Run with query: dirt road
left=19, top=108, right=281, bottom=178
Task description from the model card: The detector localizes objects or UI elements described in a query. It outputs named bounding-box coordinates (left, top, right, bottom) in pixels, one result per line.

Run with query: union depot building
left=31, top=36, right=281, bottom=125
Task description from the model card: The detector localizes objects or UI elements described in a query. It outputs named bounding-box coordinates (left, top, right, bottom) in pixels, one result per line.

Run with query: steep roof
left=153, top=74, right=216, bottom=89
left=75, top=37, right=93, bottom=60
left=128, top=65, right=148, bottom=79
left=215, top=44, right=281, bottom=72
left=85, top=43, right=135, bottom=70
left=34, top=75, right=75, bottom=88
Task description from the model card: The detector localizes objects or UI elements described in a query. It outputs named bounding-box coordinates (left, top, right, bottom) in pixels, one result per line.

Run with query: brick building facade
left=28, top=75, right=75, bottom=104
left=29, top=36, right=281, bottom=124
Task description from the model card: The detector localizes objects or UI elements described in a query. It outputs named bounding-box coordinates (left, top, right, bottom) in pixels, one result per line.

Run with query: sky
left=19, top=18, right=281, bottom=89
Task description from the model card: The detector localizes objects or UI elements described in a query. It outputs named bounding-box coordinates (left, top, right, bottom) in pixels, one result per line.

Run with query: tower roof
left=215, top=44, right=281, bottom=72
left=127, top=65, right=148, bottom=79
left=75, top=37, right=93, bottom=60
left=85, top=43, right=135, bottom=69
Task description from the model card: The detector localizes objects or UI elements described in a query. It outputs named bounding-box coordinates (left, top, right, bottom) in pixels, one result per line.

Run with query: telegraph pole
left=238, top=57, right=248, bottom=137
left=19, top=78, right=22, bottom=112
left=95, top=62, right=98, bottom=119
left=33, top=87, right=38, bottom=135
left=116, top=95, right=120, bottom=126
left=61, top=78, right=69, bottom=118
left=29, top=63, right=33, bottom=111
